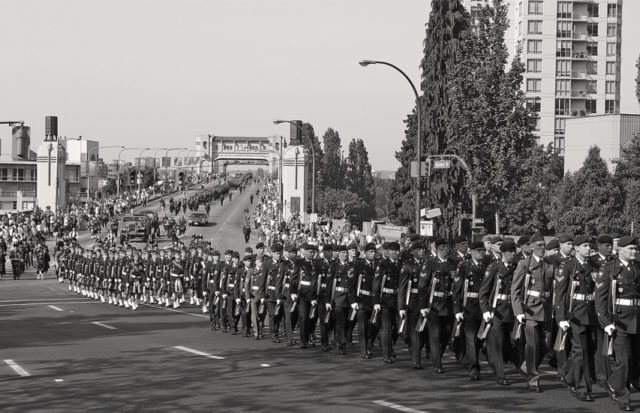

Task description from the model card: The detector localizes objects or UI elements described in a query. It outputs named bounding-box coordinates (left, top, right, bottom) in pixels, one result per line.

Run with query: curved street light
left=117, top=147, right=148, bottom=197
left=359, top=59, right=422, bottom=232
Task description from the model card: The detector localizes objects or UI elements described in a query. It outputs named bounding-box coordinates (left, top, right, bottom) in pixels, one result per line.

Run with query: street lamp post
left=273, top=120, right=315, bottom=214
left=117, top=147, right=148, bottom=197
left=164, top=147, right=188, bottom=183
left=359, top=59, right=422, bottom=233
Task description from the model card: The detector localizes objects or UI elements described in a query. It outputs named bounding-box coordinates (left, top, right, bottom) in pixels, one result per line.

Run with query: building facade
left=0, top=125, right=38, bottom=212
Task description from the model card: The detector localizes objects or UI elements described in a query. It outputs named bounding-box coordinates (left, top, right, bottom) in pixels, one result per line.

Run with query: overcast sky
left=1, top=0, right=639, bottom=170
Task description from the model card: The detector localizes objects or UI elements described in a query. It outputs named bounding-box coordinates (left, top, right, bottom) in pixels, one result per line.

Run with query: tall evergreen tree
left=300, top=122, right=323, bottom=213
left=319, top=127, right=344, bottom=190
left=345, top=138, right=377, bottom=221
left=614, top=134, right=640, bottom=232
left=636, top=54, right=640, bottom=107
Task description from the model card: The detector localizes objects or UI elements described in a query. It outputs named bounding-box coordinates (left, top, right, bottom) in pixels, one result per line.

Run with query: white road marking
left=0, top=301, right=93, bottom=308
left=141, top=303, right=209, bottom=319
left=173, top=346, right=225, bottom=360
left=260, top=364, right=270, bottom=367
left=91, top=321, right=117, bottom=330
left=55, top=379, right=64, bottom=382
left=4, top=359, right=31, bottom=377
left=48, top=305, right=63, bottom=311
left=0, top=298, right=90, bottom=303
left=373, top=400, right=428, bottom=413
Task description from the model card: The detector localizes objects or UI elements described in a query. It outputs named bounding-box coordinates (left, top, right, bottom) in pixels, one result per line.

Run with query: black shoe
left=435, top=367, right=444, bottom=374
left=347, top=341, right=354, bottom=347
left=272, top=337, right=281, bottom=344
left=470, top=373, right=480, bottom=381
left=619, top=403, right=633, bottom=411
left=575, top=392, right=593, bottom=402
left=528, top=385, right=543, bottom=393
left=413, top=364, right=423, bottom=370
left=321, top=345, right=329, bottom=352
left=558, top=375, right=566, bottom=383
left=383, top=358, right=392, bottom=364
left=338, top=349, right=346, bottom=356
left=301, top=343, right=309, bottom=349
left=569, top=386, right=578, bottom=397
left=497, top=378, right=511, bottom=386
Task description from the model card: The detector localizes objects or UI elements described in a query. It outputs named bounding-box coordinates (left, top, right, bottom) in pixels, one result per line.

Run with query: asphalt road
left=0, top=183, right=626, bottom=412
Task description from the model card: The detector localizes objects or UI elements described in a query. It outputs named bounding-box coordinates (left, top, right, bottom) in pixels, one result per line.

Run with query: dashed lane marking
left=55, top=379, right=64, bottom=382
left=260, top=364, right=270, bottom=367
left=0, top=298, right=90, bottom=303
left=141, top=303, right=209, bottom=319
left=48, top=305, right=63, bottom=311
left=373, top=400, right=428, bottom=413
left=173, top=346, right=225, bottom=360
left=91, top=321, right=117, bottom=330
left=4, top=360, right=30, bottom=377
left=0, top=301, right=93, bottom=308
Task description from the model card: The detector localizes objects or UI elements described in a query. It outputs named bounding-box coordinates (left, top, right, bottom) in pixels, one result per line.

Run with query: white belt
left=300, top=280, right=311, bottom=286
left=335, top=286, right=347, bottom=292
left=284, top=283, right=290, bottom=288
left=321, top=283, right=327, bottom=288
left=616, top=298, right=640, bottom=306
left=228, top=283, right=235, bottom=288
left=433, top=291, right=449, bottom=298
left=572, top=293, right=594, bottom=301
left=466, top=292, right=478, bottom=298
left=252, top=286, right=259, bottom=290
left=267, top=286, right=276, bottom=290
left=382, top=288, right=397, bottom=294
left=360, top=290, right=372, bottom=296
left=527, top=290, right=541, bottom=297
left=496, top=294, right=510, bottom=301
left=410, top=288, right=418, bottom=294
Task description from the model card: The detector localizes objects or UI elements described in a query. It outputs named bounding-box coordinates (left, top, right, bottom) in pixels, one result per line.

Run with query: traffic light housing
left=178, top=171, right=185, bottom=188
left=129, top=170, right=137, bottom=186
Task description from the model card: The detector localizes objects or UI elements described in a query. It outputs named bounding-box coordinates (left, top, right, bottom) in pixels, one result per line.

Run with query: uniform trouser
left=318, top=304, right=335, bottom=346
left=346, top=316, right=356, bottom=344
left=463, top=317, right=482, bottom=375
left=334, top=306, right=349, bottom=349
left=550, top=320, right=571, bottom=376
left=242, top=299, right=251, bottom=334
left=407, top=310, right=426, bottom=365
left=250, top=299, right=265, bottom=337
left=207, top=291, right=220, bottom=324
left=298, top=298, right=313, bottom=345
left=565, top=323, right=595, bottom=394
left=487, top=319, right=519, bottom=379
left=357, top=309, right=374, bottom=356
left=594, top=328, right=611, bottom=383
left=427, top=315, right=452, bottom=369
left=610, top=331, right=640, bottom=404
left=284, top=298, right=299, bottom=343
left=267, top=301, right=282, bottom=338
left=221, top=298, right=230, bottom=328
left=380, top=307, right=399, bottom=360
left=524, top=320, right=547, bottom=387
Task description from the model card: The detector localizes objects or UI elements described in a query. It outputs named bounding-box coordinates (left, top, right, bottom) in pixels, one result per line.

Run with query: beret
left=284, top=244, right=297, bottom=253
left=242, top=255, right=252, bottom=262
left=411, top=243, right=425, bottom=251
left=434, top=237, right=448, bottom=247
left=382, top=242, right=390, bottom=250
left=322, top=244, right=334, bottom=252
left=574, top=235, right=592, bottom=246
left=517, top=235, right=530, bottom=246
left=500, top=239, right=517, bottom=253
left=347, top=242, right=358, bottom=250
left=469, top=241, right=484, bottom=250
left=409, top=234, right=420, bottom=242
left=610, top=233, right=621, bottom=239
left=335, top=244, right=347, bottom=252
left=231, top=251, right=240, bottom=259
left=482, top=235, right=492, bottom=242
left=224, top=249, right=233, bottom=255
left=618, top=236, right=638, bottom=248
left=212, top=250, right=220, bottom=256
left=387, top=242, right=400, bottom=251
left=558, top=234, right=574, bottom=244
left=364, top=242, right=377, bottom=252
left=597, top=235, right=613, bottom=244
left=490, top=235, right=502, bottom=244
left=455, top=236, right=468, bottom=244
left=271, top=244, right=283, bottom=253
left=529, top=231, right=544, bottom=244
left=303, top=244, right=317, bottom=251
left=255, top=242, right=265, bottom=249
left=245, top=247, right=253, bottom=253
left=545, top=239, right=559, bottom=250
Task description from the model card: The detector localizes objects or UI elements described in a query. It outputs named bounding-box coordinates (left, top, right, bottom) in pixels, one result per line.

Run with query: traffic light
left=129, top=170, right=137, bottom=186
left=178, top=171, right=185, bottom=188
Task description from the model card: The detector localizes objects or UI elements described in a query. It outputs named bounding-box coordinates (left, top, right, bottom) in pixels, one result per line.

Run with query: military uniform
left=372, top=243, right=402, bottom=363
left=291, top=246, right=318, bottom=348
left=277, top=248, right=298, bottom=345
left=355, top=246, right=379, bottom=359
left=316, top=245, right=336, bottom=352
left=265, top=246, right=283, bottom=343
left=246, top=259, right=267, bottom=339
left=398, top=250, right=429, bottom=368
left=331, top=252, right=356, bottom=355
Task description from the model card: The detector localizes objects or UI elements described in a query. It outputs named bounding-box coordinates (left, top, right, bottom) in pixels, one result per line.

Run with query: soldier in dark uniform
left=551, top=234, right=575, bottom=381
left=595, top=236, right=640, bottom=411
left=204, top=251, right=222, bottom=328
left=511, top=231, right=557, bottom=393
left=398, top=242, right=428, bottom=369
left=317, top=244, right=336, bottom=352
left=129, top=250, right=145, bottom=310
left=515, top=235, right=531, bottom=265
left=479, top=239, right=521, bottom=386
left=355, top=242, right=378, bottom=359
left=373, top=241, right=402, bottom=364
left=246, top=255, right=266, bottom=339
left=219, top=250, right=233, bottom=329
left=331, top=245, right=356, bottom=355
left=238, top=255, right=252, bottom=337
left=484, top=235, right=503, bottom=265
left=345, top=242, right=359, bottom=346
left=593, top=234, right=614, bottom=391
left=35, top=242, right=50, bottom=280
left=555, top=235, right=598, bottom=402
left=449, top=236, right=470, bottom=268
left=453, top=241, right=487, bottom=380
left=291, top=244, right=318, bottom=348
left=225, top=252, right=241, bottom=335
left=278, top=244, right=299, bottom=346
left=265, top=244, right=283, bottom=343
left=169, top=250, right=186, bottom=309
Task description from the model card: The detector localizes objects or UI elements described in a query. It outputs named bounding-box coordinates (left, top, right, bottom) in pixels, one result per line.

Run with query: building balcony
left=572, top=33, right=589, bottom=40
left=572, top=14, right=589, bottom=21
left=570, top=90, right=594, bottom=98
left=571, top=72, right=589, bottom=79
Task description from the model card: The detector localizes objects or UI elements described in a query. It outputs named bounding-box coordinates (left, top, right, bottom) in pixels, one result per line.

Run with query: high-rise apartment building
left=462, top=0, right=623, bottom=155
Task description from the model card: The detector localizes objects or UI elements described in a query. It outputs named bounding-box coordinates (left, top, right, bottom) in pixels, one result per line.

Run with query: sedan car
left=188, top=212, right=208, bottom=226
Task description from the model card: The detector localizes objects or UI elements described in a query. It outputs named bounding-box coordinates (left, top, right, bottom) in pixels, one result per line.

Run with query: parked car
left=119, top=214, right=148, bottom=240
left=188, top=212, right=208, bottom=226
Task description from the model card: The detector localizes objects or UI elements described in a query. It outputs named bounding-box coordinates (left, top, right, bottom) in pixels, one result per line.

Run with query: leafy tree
left=374, top=177, right=392, bottom=219
left=614, top=133, right=640, bottom=231
left=317, top=188, right=365, bottom=220
left=301, top=122, right=324, bottom=213
left=546, top=146, right=623, bottom=235
left=345, top=138, right=377, bottom=221
left=636, top=54, right=640, bottom=107
left=386, top=112, right=418, bottom=229
left=102, top=178, right=117, bottom=197
left=319, top=127, right=344, bottom=190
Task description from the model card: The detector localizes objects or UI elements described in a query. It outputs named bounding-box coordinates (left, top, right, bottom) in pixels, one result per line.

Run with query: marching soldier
left=246, top=256, right=267, bottom=339
left=317, top=244, right=336, bottom=352
left=595, top=236, right=640, bottom=412
left=238, top=255, right=252, bottom=337
left=346, top=242, right=359, bottom=347
left=224, top=252, right=241, bottom=335
left=278, top=244, right=299, bottom=346
left=449, top=236, right=470, bottom=267
left=592, top=234, right=614, bottom=391
left=551, top=234, right=575, bottom=382
left=331, top=245, right=356, bottom=355
left=515, top=236, right=531, bottom=265
left=265, top=244, right=284, bottom=343
left=355, top=242, right=378, bottom=360
left=169, top=250, right=186, bottom=309
left=511, top=231, right=557, bottom=393
left=291, top=244, right=318, bottom=349
left=373, top=241, right=402, bottom=364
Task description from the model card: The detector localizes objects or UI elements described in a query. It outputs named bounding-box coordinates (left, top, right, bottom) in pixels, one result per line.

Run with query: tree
left=102, top=178, right=117, bottom=197
left=636, top=54, right=640, bottom=107
left=316, top=188, right=365, bottom=220
left=386, top=112, right=418, bottom=229
left=614, top=133, right=640, bottom=232
left=546, top=146, right=623, bottom=235
left=300, top=122, right=324, bottom=213
left=345, top=138, right=377, bottom=222
left=318, top=127, right=344, bottom=190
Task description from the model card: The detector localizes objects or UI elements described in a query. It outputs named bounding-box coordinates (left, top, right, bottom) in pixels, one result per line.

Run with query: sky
left=1, top=0, right=639, bottom=171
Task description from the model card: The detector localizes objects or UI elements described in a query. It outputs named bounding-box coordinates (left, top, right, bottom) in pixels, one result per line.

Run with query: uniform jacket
left=264, top=257, right=281, bottom=302
left=355, top=258, right=377, bottom=311
left=290, top=257, right=318, bottom=301
left=479, top=260, right=516, bottom=323
left=398, top=258, right=428, bottom=312
left=555, top=256, right=598, bottom=326
left=372, top=258, right=402, bottom=310
left=453, top=259, right=487, bottom=319
left=331, top=259, right=356, bottom=308
left=511, top=255, right=556, bottom=323
left=422, top=256, right=456, bottom=316
left=595, top=258, right=640, bottom=334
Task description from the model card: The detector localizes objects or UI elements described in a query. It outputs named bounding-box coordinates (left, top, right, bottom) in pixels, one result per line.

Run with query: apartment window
left=29, top=169, right=37, bottom=182
left=586, top=80, right=597, bottom=94
left=606, top=81, right=618, bottom=95
left=607, top=4, right=620, bottom=18
left=556, top=79, right=571, bottom=96
left=586, top=62, right=598, bottom=75
left=585, top=100, right=597, bottom=113
left=605, top=100, right=617, bottom=114
left=607, top=24, right=620, bottom=37
left=554, top=136, right=565, bottom=154
left=606, top=61, right=618, bottom=75
left=12, top=201, right=17, bottom=210
left=587, top=23, right=599, bottom=37
left=556, top=60, right=571, bottom=77
left=557, top=2, right=572, bottom=19
left=557, top=21, right=572, bottom=38
left=586, top=42, right=598, bottom=56
left=533, top=116, right=540, bottom=131
left=556, top=40, right=572, bottom=57
left=527, top=39, right=542, bottom=54
left=223, top=144, right=233, bottom=151
left=526, top=98, right=541, bottom=112
left=527, top=59, right=542, bottom=73
left=606, top=42, right=619, bottom=56
left=12, top=168, right=24, bottom=181
left=527, top=78, right=542, bottom=93
left=0, top=168, right=7, bottom=181
left=528, top=20, right=543, bottom=35
left=528, top=1, right=542, bottom=15
left=587, top=3, right=599, bottom=18
left=555, top=118, right=566, bottom=135
left=556, top=98, right=570, bottom=115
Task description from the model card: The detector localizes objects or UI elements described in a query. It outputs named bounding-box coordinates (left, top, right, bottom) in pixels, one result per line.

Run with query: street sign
left=459, top=214, right=473, bottom=219
left=473, top=218, right=484, bottom=224
left=410, top=161, right=429, bottom=177
left=309, top=213, right=318, bottom=223
left=421, top=208, right=442, bottom=219
left=420, top=220, right=433, bottom=237
left=433, top=160, right=451, bottom=169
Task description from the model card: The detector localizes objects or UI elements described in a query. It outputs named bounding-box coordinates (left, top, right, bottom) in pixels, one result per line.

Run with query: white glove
left=291, top=293, right=298, bottom=301
left=276, top=299, right=281, bottom=305
left=351, top=303, right=358, bottom=310
left=374, top=304, right=381, bottom=312
left=260, top=298, right=265, bottom=303
left=604, top=324, right=616, bottom=336
left=203, top=291, right=208, bottom=297
left=420, top=308, right=429, bottom=318
left=559, top=320, right=570, bottom=331
left=482, top=312, right=492, bottom=323
left=222, top=294, right=227, bottom=299
left=215, top=291, right=220, bottom=296
left=325, top=303, right=332, bottom=311
left=455, top=312, right=464, bottom=322
left=516, top=314, right=525, bottom=323
left=235, top=298, right=241, bottom=304
left=311, top=300, right=317, bottom=306
left=399, top=309, right=406, bottom=318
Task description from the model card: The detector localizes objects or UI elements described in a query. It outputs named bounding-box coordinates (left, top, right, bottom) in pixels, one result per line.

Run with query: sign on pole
left=433, top=160, right=451, bottom=169
left=473, top=218, right=484, bottom=225
left=421, top=208, right=442, bottom=219
left=459, top=213, right=473, bottom=219
left=420, top=220, right=433, bottom=237
left=309, top=213, right=318, bottom=223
